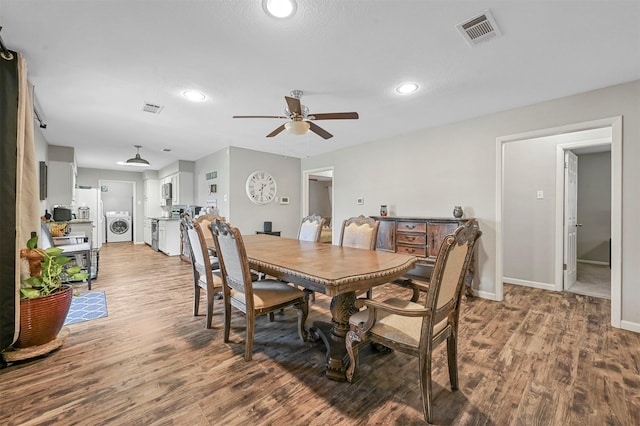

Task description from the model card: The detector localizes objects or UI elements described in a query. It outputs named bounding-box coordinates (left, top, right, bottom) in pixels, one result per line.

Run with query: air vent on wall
left=141, top=102, right=164, bottom=114
left=456, top=9, right=501, bottom=47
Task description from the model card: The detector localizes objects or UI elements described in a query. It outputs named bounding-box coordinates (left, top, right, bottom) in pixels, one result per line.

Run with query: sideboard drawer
left=397, top=244, right=428, bottom=257
left=396, top=233, right=427, bottom=245
left=397, top=222, right=427, bottom=233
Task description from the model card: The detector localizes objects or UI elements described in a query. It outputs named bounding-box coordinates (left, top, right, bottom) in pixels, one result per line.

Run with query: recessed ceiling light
left=395, top=82, right=419, bottom=95
left=182, top=90, right=206, bottom=101
left=263, top=0, right=297, bottom=18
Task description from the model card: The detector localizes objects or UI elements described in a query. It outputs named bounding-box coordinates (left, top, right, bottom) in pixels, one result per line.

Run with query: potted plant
left=15, top=235, right=89, bottom=348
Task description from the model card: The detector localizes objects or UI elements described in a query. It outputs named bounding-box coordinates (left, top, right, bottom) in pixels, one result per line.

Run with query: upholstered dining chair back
left=339, top=215, right=379, bottom=250
left=298, top=214, right=325, bottom=242
left=209, top=219, right=309, bottom=361
left=181, top=217, right=223, bottom=329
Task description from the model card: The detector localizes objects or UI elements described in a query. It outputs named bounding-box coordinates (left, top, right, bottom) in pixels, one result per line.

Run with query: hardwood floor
left=2, top=243, right=639, bottom=425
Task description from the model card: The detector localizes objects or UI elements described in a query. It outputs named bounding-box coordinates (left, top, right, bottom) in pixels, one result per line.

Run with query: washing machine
left=105, top=211, right=132, bottom=242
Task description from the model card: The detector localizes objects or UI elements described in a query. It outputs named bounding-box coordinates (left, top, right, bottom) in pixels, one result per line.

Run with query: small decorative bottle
left=453, top=206, right=463, bottom=218
left=380, top=205, right=388, bottom=217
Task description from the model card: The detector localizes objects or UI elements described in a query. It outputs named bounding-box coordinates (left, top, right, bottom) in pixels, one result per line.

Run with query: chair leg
left=419, top=347, right=434, bottom=424
left=447, top=332, right=459, bottom=390
left=345, top=330, right=360, bottom=382
left=194, top=285, right=201, bottom=316
left=295, top=296, right=309, bottom=342
left=245, top=312, right=255, bottom=361
left=269, top=312, right=275, bottom=322
left=206, top=289, right=214, bottom=329
left=223, top=299, right=231, bottom=343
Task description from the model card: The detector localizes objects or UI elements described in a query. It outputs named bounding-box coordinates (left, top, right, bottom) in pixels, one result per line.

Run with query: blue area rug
left=64, top=291, right=108, bottom=325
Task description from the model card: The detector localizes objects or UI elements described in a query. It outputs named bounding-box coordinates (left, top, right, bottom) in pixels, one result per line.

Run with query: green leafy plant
left=20, top=235, right=89, bottom=299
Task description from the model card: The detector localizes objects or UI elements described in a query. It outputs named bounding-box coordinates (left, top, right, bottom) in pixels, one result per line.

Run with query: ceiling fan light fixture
left=284, top=120, right=310, bottom=135
left=125, top=145, right=150, bottom=167
left=395, top=82, right=419, bottom=95
left=263, top=0, right=297, bottom=18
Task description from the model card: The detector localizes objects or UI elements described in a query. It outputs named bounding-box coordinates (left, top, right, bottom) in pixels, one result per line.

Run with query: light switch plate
left=537, top=190, right=544, bottom=199
left=357, top=197, right=364, bottom=205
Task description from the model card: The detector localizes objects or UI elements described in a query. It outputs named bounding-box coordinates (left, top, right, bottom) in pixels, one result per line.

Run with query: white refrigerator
left=74, top=187, right=104, bottom=250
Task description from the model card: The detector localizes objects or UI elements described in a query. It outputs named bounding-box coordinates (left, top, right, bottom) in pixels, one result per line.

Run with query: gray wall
left=194, top=148, right=229, bottom=217
left=577, top=151, right=611, bottom=263
left=194, top=146, right=301, bottom=237
left=228, top=147, right=301, bottom=238
left=301, top=79, right=640, bottom=327
left=309, top=180, right=332, bottom=218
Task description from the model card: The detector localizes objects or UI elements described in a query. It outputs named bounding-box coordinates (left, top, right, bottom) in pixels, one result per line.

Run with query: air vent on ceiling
left=456, top=9, right=501, bottom=47
left=141, top=102, right=164, bottom=114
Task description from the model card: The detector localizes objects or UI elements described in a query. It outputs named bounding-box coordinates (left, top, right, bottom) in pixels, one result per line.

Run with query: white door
left=564, top=151, right=578, bottom=288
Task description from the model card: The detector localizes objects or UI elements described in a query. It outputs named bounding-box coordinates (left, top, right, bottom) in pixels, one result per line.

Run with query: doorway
left=302, top=167, right=333, bottom=241
left=496, top=116, right=622, bottom=328
left=98, top=179, right=138, bottom=244
left=562, top=145, right=611, bottom=299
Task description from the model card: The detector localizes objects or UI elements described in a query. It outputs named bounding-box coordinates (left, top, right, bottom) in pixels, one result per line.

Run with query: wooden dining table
left=209, top=233, right=417, bottom=381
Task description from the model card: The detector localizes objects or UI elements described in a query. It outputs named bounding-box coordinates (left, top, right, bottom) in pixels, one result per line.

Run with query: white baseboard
left=503, top=277, right=557, bottom=292
left=620, top=320, right=640, bottom=333
left=577, top=259, right=609, bottom=266
left=474, top=289, right=499, bottom=300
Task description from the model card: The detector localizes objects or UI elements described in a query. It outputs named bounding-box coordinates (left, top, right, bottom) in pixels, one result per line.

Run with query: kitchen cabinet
left=158, top=219, right=180, bottom=256
left=47, top=160, right=76, bottom=206
left=143, top=218, right=152, bottom=245
left=161, top=172, right=193, bottom=206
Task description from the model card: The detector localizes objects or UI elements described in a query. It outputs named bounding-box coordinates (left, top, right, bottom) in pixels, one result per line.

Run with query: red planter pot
left=14, top=285, right=73, bottom=348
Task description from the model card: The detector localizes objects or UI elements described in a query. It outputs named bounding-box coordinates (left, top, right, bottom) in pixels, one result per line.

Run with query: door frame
left=556, top=138, right=611, bottom=292
left=302, top=166, right=334, bottom=239
left=98, top=179, right=139, bottom=243
left=496, top=116, right=622, bottom=328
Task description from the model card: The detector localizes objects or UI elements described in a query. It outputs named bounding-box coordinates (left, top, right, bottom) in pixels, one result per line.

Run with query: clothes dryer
left=105, top=211, right=132, bottom=242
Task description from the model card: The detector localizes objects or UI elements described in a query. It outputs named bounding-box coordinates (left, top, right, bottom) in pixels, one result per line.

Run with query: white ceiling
left=1, top=1, right=638, bottom=171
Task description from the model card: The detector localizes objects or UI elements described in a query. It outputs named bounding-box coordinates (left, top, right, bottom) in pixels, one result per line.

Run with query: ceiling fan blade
left=285, top=96, right=302, bottom=115
left=308, top=112, right=359, bottom=120
left=233, top=115, right=288, bottom=119
left=308, top=122, right=333, bottom=139
left=266, top=124, right=286, bottom=138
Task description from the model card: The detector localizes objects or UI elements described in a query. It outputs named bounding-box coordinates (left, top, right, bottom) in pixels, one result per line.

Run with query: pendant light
left=126, top=145, right=150, bottom=167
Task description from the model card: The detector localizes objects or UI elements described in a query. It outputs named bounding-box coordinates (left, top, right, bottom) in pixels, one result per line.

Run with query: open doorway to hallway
left=563, top=146, right=611, bottom=299
left=497, top=116, right=622, bottom=327
left=302, top=167, right=333, bottom=242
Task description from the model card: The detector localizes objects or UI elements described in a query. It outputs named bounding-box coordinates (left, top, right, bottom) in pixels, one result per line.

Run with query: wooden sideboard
left=372, top=216, right=476, bottom=298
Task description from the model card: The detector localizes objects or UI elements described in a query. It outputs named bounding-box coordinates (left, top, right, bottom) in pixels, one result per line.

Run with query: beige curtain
left=13, top=54, right=39, bottom=342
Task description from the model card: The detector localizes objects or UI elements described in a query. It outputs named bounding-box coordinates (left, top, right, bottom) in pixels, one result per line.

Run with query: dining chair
left=340, top=215, right=380, bottom=298
left=296, top=214, right=326, bottom=301
left=345, top=220, right=481, bottom=424
left=298, top=214, right=325, bottom=242
left=193, top=214, right=226, bottom=269
left=339, top=215, right=379, bottom=250
left=40, top=221, right=93, bottom=290
left=181, top=218, right=224, bottom=329
left=209, top=219, right=309, bottom=361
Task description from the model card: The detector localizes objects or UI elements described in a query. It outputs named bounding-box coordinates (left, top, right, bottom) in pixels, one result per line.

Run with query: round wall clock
left=245, top=170, right=277, bottom=205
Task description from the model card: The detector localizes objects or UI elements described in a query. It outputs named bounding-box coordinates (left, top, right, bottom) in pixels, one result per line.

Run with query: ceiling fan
left=233, top=90, right=359, bottom=140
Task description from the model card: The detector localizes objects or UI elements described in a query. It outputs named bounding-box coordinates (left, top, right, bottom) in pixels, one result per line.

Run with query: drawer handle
left=407, top=248, right=415, bottom=253
left=407, top=236, right=415, bottom=241
left=406, top=224, right=416, bottom=229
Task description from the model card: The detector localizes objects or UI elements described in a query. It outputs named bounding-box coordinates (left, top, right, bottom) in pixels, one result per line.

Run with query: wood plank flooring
left=2, top=242, right=639, bottom=425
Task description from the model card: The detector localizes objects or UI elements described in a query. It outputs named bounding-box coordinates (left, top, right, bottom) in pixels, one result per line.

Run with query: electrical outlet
left=537, top=190, right=544, bottom=199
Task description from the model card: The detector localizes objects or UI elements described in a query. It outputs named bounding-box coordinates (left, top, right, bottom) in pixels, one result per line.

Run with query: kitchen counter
left=68, top=219, right=93, bottom=224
